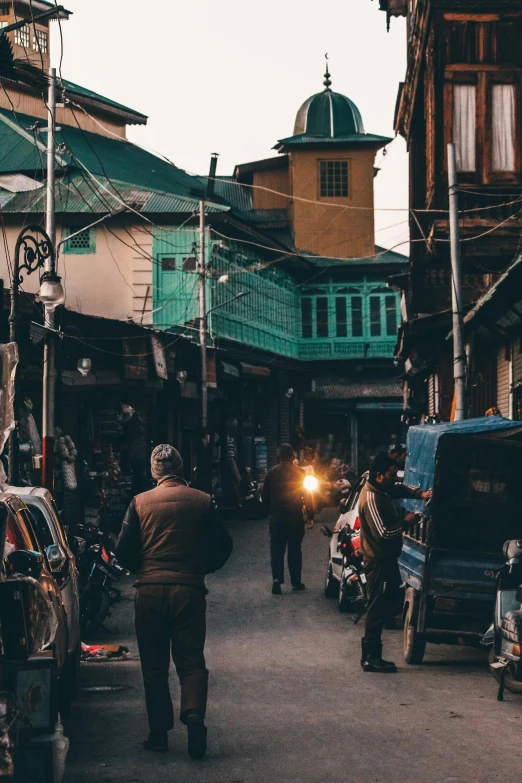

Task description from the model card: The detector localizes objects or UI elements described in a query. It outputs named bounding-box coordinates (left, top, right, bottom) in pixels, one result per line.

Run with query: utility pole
left=198, top=198, right=208, bottom=432
left=447, top=143, right=466, bottom=421
left=42, top=67, right=57, bottom=491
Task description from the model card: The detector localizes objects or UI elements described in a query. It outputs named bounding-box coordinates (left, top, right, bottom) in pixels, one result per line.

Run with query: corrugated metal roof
left=275, top=132, right=392, bottom=148
left=0, top=109, right=204, bottom=199
left=0, top=172, right=229, bottom=215
left=204, top=176, right=253, bottom=212
left=306, top=381, right=403, bottom=400
left=0, top=173, right=43, bottom=192
left=299, top=245, right=408, bottom=266
left=60, top=79, right=147, bottom=123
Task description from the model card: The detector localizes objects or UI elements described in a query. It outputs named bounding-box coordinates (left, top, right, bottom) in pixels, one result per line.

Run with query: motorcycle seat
left=501, top=610, right=522, bottom=643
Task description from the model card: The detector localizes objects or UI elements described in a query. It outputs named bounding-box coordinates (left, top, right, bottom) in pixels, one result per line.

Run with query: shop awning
left=221, top=361, right=240, bottom=377
left=305, top=381, right=403, bottom=400
left=240, top=363, right=271, bottom=377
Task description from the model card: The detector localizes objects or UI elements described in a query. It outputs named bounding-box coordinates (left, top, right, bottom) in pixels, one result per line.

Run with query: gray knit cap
left=150, top=444, right=183, bottom=479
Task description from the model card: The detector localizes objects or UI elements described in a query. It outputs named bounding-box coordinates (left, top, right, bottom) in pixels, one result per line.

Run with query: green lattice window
left=63, top=227, right=96, bottom=255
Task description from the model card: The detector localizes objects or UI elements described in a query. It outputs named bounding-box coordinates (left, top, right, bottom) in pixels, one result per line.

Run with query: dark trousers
left=270, top=522, right=305, bottom=586
left=364, top=559, right=402, bottom=642
left=135, top=584, right=208, bottom=733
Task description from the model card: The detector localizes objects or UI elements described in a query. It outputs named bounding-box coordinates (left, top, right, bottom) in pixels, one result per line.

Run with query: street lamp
left=8, top=224, right=62, bottom=485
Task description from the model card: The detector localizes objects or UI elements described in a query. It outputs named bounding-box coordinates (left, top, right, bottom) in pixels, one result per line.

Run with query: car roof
left=2, top=485, right=51, bottom=501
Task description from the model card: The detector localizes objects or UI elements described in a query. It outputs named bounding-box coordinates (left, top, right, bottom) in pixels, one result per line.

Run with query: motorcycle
left=482, top=538, right=522, bottom=700
left=337, top=521, right=367, bottom=617
left=76, top=522, right=127, bottom=635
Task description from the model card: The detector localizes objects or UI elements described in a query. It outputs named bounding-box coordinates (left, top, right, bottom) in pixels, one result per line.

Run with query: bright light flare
left=304, top=475, right=319, bottom=492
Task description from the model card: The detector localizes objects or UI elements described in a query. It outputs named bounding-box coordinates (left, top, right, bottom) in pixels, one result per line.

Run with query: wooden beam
left=446, top=64, right=522, bottom=72
left=444, top=13, right=499, bottom=21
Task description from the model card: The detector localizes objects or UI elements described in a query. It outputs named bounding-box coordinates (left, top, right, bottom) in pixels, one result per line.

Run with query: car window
left=348, top=477, right=367, bottom=511
left=25, top=504, right=55, bottom=549
left=4, top=509, right=36, bottom=558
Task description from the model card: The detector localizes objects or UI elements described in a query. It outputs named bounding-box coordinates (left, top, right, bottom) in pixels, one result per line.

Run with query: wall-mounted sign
left=150, top=335, right=168, bottom=380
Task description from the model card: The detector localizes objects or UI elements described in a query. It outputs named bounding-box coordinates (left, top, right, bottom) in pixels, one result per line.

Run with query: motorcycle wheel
left=81, top=590, right=112, bottom=637
left=325, top=562, right=339, bottom=598
left=488, top=648, right=522, bottom=694
left=338, top=579, right=352, bottom=613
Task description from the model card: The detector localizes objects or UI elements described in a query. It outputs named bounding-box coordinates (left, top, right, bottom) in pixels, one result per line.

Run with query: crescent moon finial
left=324, top=54, right=332, bottom=90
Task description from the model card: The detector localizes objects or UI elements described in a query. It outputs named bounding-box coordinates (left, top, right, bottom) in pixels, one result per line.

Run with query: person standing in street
left=115, top=444, right=233, bottom=758
left=359, top=452, right=431, bottom=673
left=262, top=443, right=314, bottom=595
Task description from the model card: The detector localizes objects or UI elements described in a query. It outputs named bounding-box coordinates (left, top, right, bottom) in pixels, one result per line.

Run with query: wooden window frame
left=445, top=69, right=522, bottom=185
left=318, top=160, right=350, bottom=199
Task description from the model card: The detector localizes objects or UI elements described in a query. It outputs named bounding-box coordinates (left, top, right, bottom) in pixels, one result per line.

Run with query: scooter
left=337, top=522, right=367, bottom=617
left=76, top=523, right=127, bottom=635
left=482, top=539, right=522, bottom=700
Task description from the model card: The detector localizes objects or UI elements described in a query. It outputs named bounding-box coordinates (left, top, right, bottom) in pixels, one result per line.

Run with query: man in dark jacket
left=359, top=452, right=431, bottom=673
left=116, top=444, right=233, bottom=758
left=262, top=443, right=314, bottom=595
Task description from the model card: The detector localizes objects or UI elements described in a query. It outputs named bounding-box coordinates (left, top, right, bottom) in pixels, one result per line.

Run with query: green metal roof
left=275, top=132, right=392, bottom=149
left=0, top=109, right=205, bottom=199
left=294, top=90, right=365, bottom=137
left=301, top=245, right=408, bottom=267
left=59, top=79, right=147, bottom=124
left=0, top=171, right=229, bottom=216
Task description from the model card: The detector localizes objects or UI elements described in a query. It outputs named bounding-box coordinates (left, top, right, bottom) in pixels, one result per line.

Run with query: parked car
left=0, top=492, right=69, bottom=676
left=324, top=471, right=369, bottom=598
left=4, top=485, right=81, bottom=693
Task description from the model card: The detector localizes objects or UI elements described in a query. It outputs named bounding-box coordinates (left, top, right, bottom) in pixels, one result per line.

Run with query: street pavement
left=64, top=513, right=522, bottom=783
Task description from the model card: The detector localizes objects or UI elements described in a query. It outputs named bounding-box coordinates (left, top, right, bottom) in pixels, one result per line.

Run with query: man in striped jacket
left=359, top=452, right=432, bottom=673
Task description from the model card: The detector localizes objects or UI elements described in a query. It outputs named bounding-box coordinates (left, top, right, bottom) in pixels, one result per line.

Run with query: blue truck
left=399, top=416, right=522, bottom=664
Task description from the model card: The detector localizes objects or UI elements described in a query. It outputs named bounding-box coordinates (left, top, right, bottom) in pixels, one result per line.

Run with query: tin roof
left=59, top=79, right=147, bottom=125
left=275, top=132, right=392, bottom=150
left=0, top=108, right=205, bottom=200
left=305, top=381, right=403, bottom=400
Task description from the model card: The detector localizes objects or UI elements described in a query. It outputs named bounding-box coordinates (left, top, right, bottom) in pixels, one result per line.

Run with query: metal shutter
left=497, top=342, right=511, bottom=418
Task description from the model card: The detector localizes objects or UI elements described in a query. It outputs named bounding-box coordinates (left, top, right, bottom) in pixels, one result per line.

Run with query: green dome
left=294, top=89, right=365, bottom=138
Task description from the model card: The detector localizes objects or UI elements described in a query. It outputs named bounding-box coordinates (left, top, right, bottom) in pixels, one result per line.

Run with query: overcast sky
left=50, top=0, right=409, bottom=253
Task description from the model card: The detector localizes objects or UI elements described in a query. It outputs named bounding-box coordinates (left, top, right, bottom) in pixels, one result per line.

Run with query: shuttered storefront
left=497, top=342, right=511, bottom=418
left=511, top=336, right=522, bottom=420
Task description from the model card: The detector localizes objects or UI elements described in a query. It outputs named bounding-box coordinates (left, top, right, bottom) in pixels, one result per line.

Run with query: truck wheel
left=325, top=562, right=339, bottom=598
left=404, top=588, right=426, bottom=664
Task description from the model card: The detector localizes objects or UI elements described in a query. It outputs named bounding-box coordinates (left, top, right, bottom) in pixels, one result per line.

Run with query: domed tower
left=275, top=65, right=391, bottom=259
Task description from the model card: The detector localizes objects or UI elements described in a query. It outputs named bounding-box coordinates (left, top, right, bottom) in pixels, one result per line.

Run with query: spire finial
left=323, top=53, right=332, bottom=90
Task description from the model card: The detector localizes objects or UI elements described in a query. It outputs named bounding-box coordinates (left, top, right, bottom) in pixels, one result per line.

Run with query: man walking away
left=262, top=443, right=314, bottom=595
left=359, top=452, right=431, bottom=673
left=116, top=445, right=233, bottom=758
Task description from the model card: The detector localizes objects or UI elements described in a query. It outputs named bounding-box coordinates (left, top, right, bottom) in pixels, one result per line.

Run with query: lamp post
left=8, top=224, right=64, bottom=486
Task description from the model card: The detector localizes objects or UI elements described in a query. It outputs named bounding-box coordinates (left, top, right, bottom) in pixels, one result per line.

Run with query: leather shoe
left=186, top=711, right=207, bottom=760
left=143, top=731, right=168, bottom=752
left=361, top=638, right=397, bottom=673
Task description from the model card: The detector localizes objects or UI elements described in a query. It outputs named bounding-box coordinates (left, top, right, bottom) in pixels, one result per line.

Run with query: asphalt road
left=64, top=514, right=522, bottom=783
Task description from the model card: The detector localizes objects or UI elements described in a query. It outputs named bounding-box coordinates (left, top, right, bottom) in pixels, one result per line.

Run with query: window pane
left=161, top=257, right=176, bottom=271
left=370, top=296, right=382, bottom=337
left=336, top=297, right=347, bottom=337
left=385, top=296, right=397, bottom=336
left=454, top=85, right=476, bottom=172
left=301, top=298, right=312, bottom=338
left=492, top=84, right=515, bottom=172
left=320, top=161, right=348, bottom=197
left=351, top=296, right=363, bottom=337
left=182, top=256, right=197, bottom=271
left=316, top=297, right=329, bottom=337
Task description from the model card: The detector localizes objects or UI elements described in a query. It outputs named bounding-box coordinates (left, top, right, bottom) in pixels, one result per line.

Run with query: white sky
left=50, top=0, right=409, bottom=254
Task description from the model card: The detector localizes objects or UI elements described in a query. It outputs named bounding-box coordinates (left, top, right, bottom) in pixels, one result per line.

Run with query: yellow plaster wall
left=289, top=148, right=376, bottom=259
left=252, top=167, right=291, bottom=210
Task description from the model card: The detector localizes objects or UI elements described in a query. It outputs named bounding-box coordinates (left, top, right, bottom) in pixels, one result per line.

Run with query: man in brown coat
left=116, top=444, right=232, bottom=758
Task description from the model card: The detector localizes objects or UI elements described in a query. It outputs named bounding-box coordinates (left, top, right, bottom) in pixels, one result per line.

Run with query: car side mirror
left=6, top=549, right=43, bottom=579
left=45, top=543, right=67, bottom=573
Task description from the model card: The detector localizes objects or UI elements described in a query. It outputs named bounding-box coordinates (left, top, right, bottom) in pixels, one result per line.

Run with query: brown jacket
left=359, top=480, right=424, bottom=562
left=115, top=478, right=232, bottom=587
